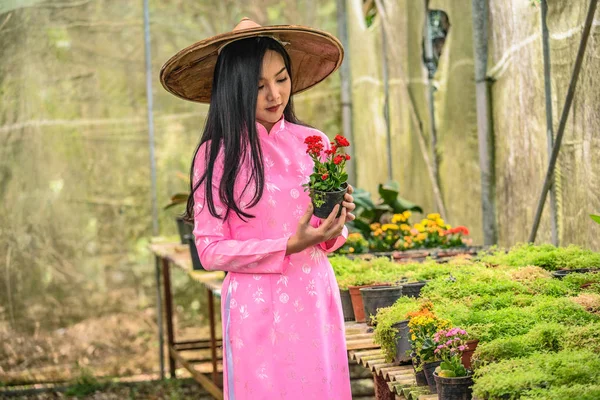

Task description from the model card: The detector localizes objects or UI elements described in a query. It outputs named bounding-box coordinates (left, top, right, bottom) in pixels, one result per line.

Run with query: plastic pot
left=415, top=369, right=428, bottom=386
left=185, top=234, right=205, bottom=271
left=551, top=268, right=598, bottom=279
left=360, top=285, right=403, bottom=325
left=461, top=339, right=479, bottom=370
left=311, top=182, right=348, bottom=219
left=339, top=289, right=355, bottom=321
left=422, top=360, right=442, bottom=394
left=176, top=216, right=194, bottom=244
left=391, top=320, right=412, bottom=363
left=433, top=373, right=474, bottom=400
left=348, top=284, right=387, bottom=323
left=401, top=281, right=428, bottom=298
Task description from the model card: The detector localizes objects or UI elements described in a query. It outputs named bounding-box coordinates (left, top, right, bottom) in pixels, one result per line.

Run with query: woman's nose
left=266, top=83, right=279, bottom=102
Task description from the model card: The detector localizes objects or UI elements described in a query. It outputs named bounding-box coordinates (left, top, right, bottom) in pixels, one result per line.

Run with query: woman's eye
left=277, top=77, right=288, bottom=83
left=258, top=85, right=264, bottom=90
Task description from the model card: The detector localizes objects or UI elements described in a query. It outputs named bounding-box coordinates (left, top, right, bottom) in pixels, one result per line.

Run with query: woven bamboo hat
left=159, top=18, right=344, bottom=103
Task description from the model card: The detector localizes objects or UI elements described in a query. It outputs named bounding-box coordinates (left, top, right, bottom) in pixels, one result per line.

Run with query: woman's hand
left=343, top=184, right=356, bottom=222
left=286, top=204, right=347, bottom=255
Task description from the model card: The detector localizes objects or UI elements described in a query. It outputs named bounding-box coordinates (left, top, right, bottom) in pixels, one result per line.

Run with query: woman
left=160, top=18, right=355, bottom=399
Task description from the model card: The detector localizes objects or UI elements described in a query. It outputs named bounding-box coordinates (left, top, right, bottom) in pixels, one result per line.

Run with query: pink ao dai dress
left=192, top=118, right=352, bottom=400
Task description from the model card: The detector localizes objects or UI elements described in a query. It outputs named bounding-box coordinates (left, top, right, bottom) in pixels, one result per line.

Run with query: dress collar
left=256, top=117, right=286, bottom=137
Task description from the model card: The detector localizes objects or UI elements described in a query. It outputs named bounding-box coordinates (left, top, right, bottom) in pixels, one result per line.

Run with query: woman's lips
left=266, top=105, right=280, bottom=112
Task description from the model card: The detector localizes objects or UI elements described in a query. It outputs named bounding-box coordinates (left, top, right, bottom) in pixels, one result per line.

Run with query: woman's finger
left=299, top=203, right=313, bottom=225
left=347, top=184, right=354, bottom=194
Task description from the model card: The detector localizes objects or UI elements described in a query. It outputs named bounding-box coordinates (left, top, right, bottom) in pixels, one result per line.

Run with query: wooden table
left=150, top=241, right=225, bottom=400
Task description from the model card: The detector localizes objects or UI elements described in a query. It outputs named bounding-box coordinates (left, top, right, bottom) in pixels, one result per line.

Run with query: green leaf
left=164, top=193, right=188, bottom=210
left=353, top=188, right=376, bottom=210
left=591, top=215, right=600, bottom=225
left=378, top=181, right=400, bottom=206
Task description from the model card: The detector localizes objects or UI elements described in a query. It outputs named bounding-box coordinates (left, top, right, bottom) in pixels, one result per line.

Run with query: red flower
left=345, top=154, right=351, bottom=160
left=334, top=135, right=350, bottom=147
left=325, top=145, right=338, bottom=156
left=305, top=135, right=324, bottom=157
left=322, top=173, right=329, bottom=180
left=333, top=154, right=345, bottom=165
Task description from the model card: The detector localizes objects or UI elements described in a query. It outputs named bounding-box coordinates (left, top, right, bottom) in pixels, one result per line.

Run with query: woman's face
left=255, top=50, right=291, bottom=132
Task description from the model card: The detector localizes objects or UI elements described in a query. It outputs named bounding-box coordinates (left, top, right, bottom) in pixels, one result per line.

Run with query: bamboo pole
left=143, top=0, right=164, bottom=379
left=336, top=0, right=356, bottom=184
left=529, top=0, right=598, bottom=243
left=471, top=0, right=498, bottom=245
left=540, top=0, right=559, bottom=246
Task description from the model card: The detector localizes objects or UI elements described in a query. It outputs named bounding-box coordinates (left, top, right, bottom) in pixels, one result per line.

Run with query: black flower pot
left=360, top=285, right=403, bottom=325
left=401, top=281, right=428, bottom=298
left=391, top=320, right=412, bottom=363
left=551, top=268, right=598, bottom=279
left=433, top=373, right=474, bottom=400
left=311, top=182, right=348, bottom=219
left=176, top=216, right=194, bottom=244
left=423, top=360, right=442, bottom=394
left=415, top=369, right=428, bottom=386
left=184, top=234, right=205, bottom=271
left=339, top=289, right=355, bottom=321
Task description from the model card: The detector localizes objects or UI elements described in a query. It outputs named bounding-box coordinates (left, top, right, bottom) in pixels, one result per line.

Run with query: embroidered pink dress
left=192, top=119, right=352, bottom=400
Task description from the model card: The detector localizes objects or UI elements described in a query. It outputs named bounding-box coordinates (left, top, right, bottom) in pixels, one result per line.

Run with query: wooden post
left=471, top=0, right=498, bottom=245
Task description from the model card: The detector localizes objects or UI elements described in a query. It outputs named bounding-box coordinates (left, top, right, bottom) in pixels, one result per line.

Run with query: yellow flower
left=391, top=214, right=406, bottom=223
left=428, top=213, right=441, bottom=220
left=349, top=232, right=364, bottom=241
left=436, top=218, right=445, bottom=227
left=382, top=223, right=400, bottom=231
left=374, top=228, right=384, bottom=236
left=400, top=224, right=411, bottom=231
left=349, top=247, right=355, bottom=253
left=403, top=211, right=412, bottom=218
left=411, top=334, right=416, bottom=340
left=370, top=223, right=381, bottom=231
left=416, top=233, right=427, bottom=241
left=414, top=223, right=425, bottom=232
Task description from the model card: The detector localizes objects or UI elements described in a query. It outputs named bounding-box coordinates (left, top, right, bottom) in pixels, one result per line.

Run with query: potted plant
left=406, top=302, right=450, bottom=394
left=303, top=134, right=351, bottom=218
left=349, top=181, right=423, bottom=240
left=433, top=327, right=474, bottom=400
left=360, top=283, right=404, bottom=326
left=372, top=297, right=420, bottom=363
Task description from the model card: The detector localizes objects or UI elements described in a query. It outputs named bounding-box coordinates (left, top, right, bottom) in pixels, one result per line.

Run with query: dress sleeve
left=307, top=130, right=349, bottom=253
left=192, top=145, right=291, bottom=274
left=310, top=217, right=348, bottom=253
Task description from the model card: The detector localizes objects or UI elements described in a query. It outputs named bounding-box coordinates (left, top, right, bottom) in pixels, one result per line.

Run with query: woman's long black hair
left=183, top=37, right=303, bottom=223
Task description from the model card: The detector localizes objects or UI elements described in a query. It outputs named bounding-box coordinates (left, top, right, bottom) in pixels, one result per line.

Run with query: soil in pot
left=391, top=320, right=412, bottom=363
left=433, top=373, right=474, bottom=400
left=348, top=283, right=387, bottom=323
left=339, top=289, right=355, bottom=321
left=311, top=182, right=348, bottom=219
left=461, top=339, right=479, bottom=370
left=423, top=360, right=442, bottom=394
left=360, top=285, right=403, bottom=326
left=401, top=281, right=428, bottom=298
